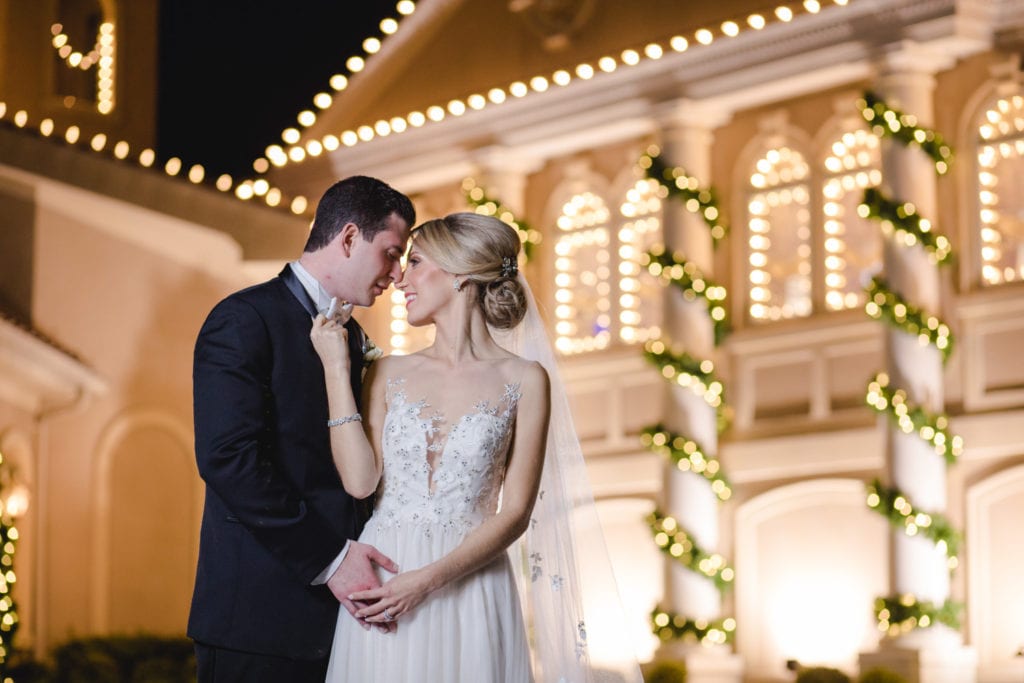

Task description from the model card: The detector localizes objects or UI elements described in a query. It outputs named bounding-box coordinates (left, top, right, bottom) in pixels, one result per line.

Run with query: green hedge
left=4, top=635, right=194, bottom=683
left=796, top=667, right=852, bottom=683
left=860, top=668, right=908, bottom=683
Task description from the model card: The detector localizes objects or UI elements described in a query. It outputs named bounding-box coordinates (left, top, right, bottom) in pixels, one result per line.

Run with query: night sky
left=157, top=1, right=396, bottom=179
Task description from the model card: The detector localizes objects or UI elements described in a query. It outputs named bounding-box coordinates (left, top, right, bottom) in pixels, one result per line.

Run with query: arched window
left=746, top=145, right=812, bottom=322
left=554, top=192, right=612, bottom=354
left=977, top=93, right=1024, bottom=285
left=822, top=128, right=882, bottom=310
left=617, top=178, right=663, bottom=344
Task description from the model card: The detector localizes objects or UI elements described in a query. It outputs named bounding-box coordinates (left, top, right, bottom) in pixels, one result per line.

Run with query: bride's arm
left=310, top=315, right=384, bottom=499
left=351, top=361, right=550, bottom=621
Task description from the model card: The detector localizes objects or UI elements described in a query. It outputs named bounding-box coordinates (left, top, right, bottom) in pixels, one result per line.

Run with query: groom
left=188, top=176, right=416, bottom=682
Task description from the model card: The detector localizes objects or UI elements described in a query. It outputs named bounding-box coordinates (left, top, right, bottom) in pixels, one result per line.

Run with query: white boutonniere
left=361, top=336, right=383, bottom=377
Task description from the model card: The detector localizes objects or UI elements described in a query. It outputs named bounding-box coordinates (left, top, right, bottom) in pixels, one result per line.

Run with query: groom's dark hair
left=304, top=175, right=415, bottom=252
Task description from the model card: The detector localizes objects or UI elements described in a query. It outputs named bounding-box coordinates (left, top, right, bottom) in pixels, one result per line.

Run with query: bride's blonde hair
left=411, top=212, right=527, bottom=329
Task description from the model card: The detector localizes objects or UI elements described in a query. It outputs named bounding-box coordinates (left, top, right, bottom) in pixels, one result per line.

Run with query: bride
left=310, top=212, right=641, bottom=682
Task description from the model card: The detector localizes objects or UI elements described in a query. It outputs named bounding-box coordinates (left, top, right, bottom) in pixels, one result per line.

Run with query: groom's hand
left=327, top=541, right=399, bottom=632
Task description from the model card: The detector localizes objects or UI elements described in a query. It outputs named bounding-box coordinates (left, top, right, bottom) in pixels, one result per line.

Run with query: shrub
left=860, top=667, right=908, bottom=683
left=796, top=667, right=852, bottom=683
left=52, top=635, right=194, bottom=683
left=643, top=659, right=687, bottom=683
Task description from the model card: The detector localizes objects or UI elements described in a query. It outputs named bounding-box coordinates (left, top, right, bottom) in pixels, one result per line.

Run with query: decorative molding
left=321, top=0, right=992, bottom=190
left=0, top=318, right=105, bottom=415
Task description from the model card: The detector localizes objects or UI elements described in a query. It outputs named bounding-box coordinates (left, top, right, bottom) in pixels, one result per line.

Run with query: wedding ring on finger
left=382, top=608, right=395, bottom=622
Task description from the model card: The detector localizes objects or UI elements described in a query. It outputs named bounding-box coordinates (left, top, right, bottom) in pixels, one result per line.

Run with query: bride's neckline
left=386, top=377, right=521, bottom=494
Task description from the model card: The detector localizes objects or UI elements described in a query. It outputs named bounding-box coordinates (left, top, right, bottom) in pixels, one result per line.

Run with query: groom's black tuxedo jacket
left=188, top=266, right=366, bottom=660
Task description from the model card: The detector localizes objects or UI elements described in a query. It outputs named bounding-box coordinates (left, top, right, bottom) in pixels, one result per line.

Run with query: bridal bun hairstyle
left=411, top=212, right=527, bottom=329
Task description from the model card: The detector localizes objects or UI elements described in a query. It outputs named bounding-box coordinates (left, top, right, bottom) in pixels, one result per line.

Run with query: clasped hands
left=326, top=541, right=433, bottom=633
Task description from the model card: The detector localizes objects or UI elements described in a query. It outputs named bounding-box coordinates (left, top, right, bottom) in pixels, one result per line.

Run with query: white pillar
left=473, top=146, right=543, bottom=216
left=859, top=42, right=976, bottom=683
left=656, top=100, right=742, bottom=683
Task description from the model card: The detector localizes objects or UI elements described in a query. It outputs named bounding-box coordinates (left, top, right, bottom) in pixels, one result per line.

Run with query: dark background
left=157, top=1, right=395, bottom=179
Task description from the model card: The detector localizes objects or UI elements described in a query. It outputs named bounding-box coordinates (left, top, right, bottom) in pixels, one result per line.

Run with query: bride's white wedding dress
left=325, top=377, right=533, bottom=682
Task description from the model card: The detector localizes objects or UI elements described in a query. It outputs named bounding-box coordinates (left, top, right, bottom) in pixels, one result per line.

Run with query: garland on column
left=865, top=278, right=953, bottom=361
left=640, top=426, right=731, bottom=499
left=857, top=91, right=963, bottom=635
left=462, top=178, right=542, bottom=262
left=641, top=247, right=730, bottom=344
left=866, top=479, right=961, bottom=568
left=860, top=91, right=953, bottom=174
left=0, top=449, right=20, bottom=673
left=640, top=151, right=728, bottom=242
left=639, top=145, right=735, bottom=646
left=865, top=374, right=962, bottom=464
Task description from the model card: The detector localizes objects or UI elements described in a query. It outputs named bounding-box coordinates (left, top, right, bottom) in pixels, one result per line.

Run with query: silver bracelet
left=327, top=413, right=362, bottom=428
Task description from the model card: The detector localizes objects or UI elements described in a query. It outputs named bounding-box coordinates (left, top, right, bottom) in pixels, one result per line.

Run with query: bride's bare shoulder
left=501, top=357, right=548, bottom=392
left=366, top=353, right=427, bottom=383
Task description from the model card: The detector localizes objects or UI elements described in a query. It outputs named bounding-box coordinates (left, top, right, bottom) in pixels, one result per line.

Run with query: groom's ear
left=337, top=222, right=360, bottom=256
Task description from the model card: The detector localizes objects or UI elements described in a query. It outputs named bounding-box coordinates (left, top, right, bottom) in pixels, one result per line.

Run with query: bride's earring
left=453, top=278, right=462, bottom=292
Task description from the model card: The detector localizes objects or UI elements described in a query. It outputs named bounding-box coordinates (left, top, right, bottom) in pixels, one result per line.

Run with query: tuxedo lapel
left=279, top=265, right=319, bottom=318
left=279, top=264, right=366, bottom=404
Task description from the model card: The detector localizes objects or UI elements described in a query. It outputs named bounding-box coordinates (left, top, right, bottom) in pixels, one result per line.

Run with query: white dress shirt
left=290, top=261, right=351, bottom=585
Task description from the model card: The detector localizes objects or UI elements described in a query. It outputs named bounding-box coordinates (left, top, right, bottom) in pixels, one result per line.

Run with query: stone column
left=656, top=100, right=743, bottom=683
left=473, top=146, right=543, bottom=216
left=859, top=42, right=976, bottom=683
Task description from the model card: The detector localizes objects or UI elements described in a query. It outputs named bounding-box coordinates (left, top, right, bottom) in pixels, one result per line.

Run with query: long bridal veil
left=493, top=275, right=644, bottom=683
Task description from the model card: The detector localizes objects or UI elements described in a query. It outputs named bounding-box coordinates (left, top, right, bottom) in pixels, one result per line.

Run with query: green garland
left=865, top=373, right=962, bottom=464
left=641, top=246, right=731, bottom=345
left=866, top=479, right=961, bottom=565
left=0, top=450, right=19, bottom=672
left=648, top=511, right=734, bottom=592
left=859, top=91, right=954, bottom=174
left=859, top=92, right=966, bottom=636
left=875, top=596, right=962, bottom=634
left=641, top=425, right=731, bottom=501
left=865, top=277, right=953, bottom=362
left=858, top=188, right=953, bottom=264
left=651, top=608, right=735, bottom=645
left=639, top=147, right=728, bottom=242
left=462, top=178, right=541, bottom=261
left=643, top=341, right=722, bottom=403
left=639, top=145, right=736, bottom=643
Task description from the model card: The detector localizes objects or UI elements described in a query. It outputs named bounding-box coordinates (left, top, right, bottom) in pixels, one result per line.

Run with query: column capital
left=653, top=97, right=734, bottom=134
left=872, top=40, right=957, bottom=80
left=470, top=145, right=545, bottom=176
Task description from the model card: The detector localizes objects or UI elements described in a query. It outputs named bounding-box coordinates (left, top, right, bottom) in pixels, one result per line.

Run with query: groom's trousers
left=195, top=642, right=329, bottom=683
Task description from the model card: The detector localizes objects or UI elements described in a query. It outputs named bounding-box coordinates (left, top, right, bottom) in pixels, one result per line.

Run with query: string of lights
left=639, top=147, right=728, bottom=242
left=640, top=426, right=731, bottom=500
left=462, top=178, right=542, bottom=262
left=0, top=450, right=20, bottom=673
left=639, top=146, right=735, bottom=646
left=866, top=478, right=961, bottom=566
left=857, top=188, right=953, bottom=264
left=865, top=277, right=953, bottom=361
left=859, top=91, right=953, bottom=174
left=874, top=595, right=961, bottom=635
left=640, top=247, right=730, bottom=345
left=650, top=608, right=736, bottom=646
left=859, top=91, right=964, bottom=635
left=647, top=511, right=735, bottom=592
left=269, top=0, right=855, bottom=167
left=865, top=373, right=962, bottom=464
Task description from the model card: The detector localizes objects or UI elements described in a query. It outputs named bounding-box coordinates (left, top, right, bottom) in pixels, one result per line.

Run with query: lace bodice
left=371, top=377, right=521, bottom=534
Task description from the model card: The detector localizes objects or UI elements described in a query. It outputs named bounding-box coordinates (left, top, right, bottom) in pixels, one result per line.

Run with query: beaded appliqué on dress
left=370, top=378, right=521, bottom=535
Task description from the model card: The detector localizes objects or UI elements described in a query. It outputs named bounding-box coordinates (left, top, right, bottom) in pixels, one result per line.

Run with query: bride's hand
left=310, top=313, right=351, bottom=371
left=349, top=568, right=436, bottom=624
